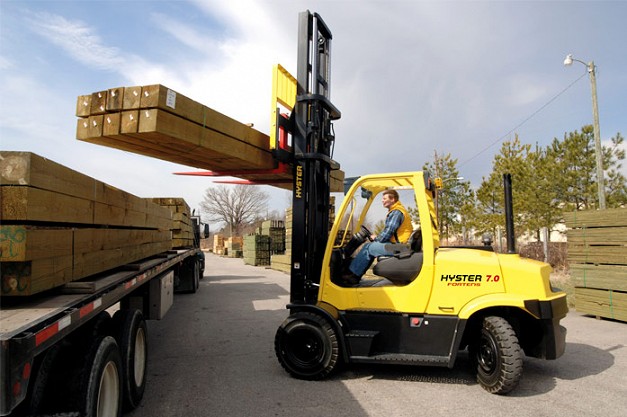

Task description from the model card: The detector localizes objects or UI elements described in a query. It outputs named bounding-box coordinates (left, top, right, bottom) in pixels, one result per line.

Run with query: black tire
left=178, top=258, right=199, bottom=293
left=471, top=316, right=523, bottom=394
left=75, top=336, right=122, bottom=417
left=111, top=309, right=148, bottom=412
left=274, top=312, right=339, bottom=380
left=193, top=260, right=200, bottom=291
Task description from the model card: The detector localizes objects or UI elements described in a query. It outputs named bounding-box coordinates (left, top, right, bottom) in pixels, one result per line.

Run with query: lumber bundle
left=564, top=208, right=627, bottom=322
left=212, top=235, right=225, bottom=255
left=151, top=197, right=194, bottom=248
left=269, top=198, right=336, bottom=274
left=243, top=235, right=271, bottom=266
left=0, top=152, right=175, bottom=296
left=225, top=237, right=243, bottom=258
left=75, top=84, right=345, bottom=192
left=260, top=220, right=286, bottom=254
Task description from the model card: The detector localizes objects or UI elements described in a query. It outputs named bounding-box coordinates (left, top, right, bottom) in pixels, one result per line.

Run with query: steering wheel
left=355, top=225, right=373, bottom=243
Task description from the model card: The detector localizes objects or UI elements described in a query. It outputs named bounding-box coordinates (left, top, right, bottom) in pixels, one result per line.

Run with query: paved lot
left=128, top=253, right=627, bottom=417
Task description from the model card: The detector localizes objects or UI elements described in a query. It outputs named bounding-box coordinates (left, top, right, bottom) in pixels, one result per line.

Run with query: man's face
left=382, top=193, right=395, bottom=209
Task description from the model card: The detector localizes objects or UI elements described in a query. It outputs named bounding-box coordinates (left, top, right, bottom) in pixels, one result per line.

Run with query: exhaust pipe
left=503, top=173, right=516, bottom=254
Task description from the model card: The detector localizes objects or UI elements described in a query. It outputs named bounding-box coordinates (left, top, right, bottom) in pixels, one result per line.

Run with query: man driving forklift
left=342, top=189, right=413, bottom=285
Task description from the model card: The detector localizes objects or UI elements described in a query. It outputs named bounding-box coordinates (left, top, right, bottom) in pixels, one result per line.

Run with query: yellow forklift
left=273, top=11, right=567, bottom=394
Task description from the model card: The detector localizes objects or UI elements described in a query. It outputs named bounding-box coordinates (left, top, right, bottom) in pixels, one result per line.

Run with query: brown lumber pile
left=75, top=84, right=344, bottom=192
left=152, top=198, right=194, bottom=249
left=0, top=152, right=174, bottom=296
left=565, top=208, right=627, bottom=322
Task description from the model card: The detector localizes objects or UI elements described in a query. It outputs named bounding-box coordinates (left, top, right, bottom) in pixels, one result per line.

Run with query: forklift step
left=345, top=330, right=379, bottom=357
left=350, top=353, right=451, bottom=367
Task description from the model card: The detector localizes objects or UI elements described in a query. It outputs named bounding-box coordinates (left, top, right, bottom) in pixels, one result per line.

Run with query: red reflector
left=80, top=303, right=94, bottom=318
left=12, top=381, right=21, bottom=398
left=22, top=362, right=31, bottom=380
left=35, top=323, right=58, bottom=346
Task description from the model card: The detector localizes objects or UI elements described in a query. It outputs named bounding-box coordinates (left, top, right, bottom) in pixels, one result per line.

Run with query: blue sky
left=1, top=0, right=626, bottom=227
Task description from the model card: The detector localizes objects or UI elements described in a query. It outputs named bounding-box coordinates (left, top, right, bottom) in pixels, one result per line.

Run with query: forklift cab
left=326, top=171, right=438, bottom=289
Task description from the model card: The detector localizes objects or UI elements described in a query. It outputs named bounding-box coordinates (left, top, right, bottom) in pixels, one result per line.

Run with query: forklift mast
left=289, top=11, right=341, bottom=304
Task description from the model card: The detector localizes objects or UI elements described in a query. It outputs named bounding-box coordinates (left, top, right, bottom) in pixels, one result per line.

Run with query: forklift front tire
left=471, top=316, right=523, bottom=394
left=274, top=312, right=339, bottom=380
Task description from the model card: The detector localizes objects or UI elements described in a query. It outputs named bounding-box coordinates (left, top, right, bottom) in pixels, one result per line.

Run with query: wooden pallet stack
left=565, top=208, right=627, bottom=322
left=75, top=84, right=344, bottom=191
left=151, top=197, right=194, bottom=248
left=0, top=152, right=173, bottom=296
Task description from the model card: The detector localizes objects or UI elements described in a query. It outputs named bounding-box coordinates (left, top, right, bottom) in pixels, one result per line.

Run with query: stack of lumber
left=243, top=235, right=271, bottom=266
left=270, top=209, right=292, bottom=273
left=261, top=220, right=286, bottom=254
left=75, top=84, right=344, bottom=192
left=212, top=235, right=225, bottom=255
left=151, top=197, right=194, bottom=248
left=225, top=237, right=243, bottom=258
left=0, top=151, right=173, bottom=296
left=270, top=199, right=337, bottom=274
left=565, top=208, right=627, bottom=322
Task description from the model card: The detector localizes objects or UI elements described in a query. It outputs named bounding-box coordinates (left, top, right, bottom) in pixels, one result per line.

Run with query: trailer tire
left=112, top=309, right=148, bottom=411
left=470, top=316, right=523, bottom=394
left=274, top=312, right=339, bottom=380
left=75, top=336, right=122, bottom=417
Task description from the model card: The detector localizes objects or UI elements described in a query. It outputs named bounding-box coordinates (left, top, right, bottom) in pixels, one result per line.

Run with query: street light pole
left=564, top=54, right=606, bottom=209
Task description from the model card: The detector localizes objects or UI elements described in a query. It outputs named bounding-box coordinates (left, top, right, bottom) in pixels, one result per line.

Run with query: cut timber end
left=123, top=86, right=142, bottom=109
left=103, top=113, right=121, bottom=136
left=90, top=90, right=108, bottom=115
left=76, top=94, right=92, bottom=117
left=105, top=86, right=125, bottom=111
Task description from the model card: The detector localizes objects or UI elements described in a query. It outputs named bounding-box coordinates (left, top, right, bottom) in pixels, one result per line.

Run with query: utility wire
left=459, top=72, right=588, bottom=168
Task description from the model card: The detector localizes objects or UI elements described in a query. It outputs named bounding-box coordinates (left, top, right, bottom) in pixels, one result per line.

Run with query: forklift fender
left=286, top=304, right=349, bottom=363
left=458, top=294, right=527, bottom=320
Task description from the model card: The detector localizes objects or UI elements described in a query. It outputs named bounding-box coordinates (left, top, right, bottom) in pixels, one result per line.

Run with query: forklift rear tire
left=274, top=312, right=339, bottom=380
left=471, top=316, right=523, bottom=394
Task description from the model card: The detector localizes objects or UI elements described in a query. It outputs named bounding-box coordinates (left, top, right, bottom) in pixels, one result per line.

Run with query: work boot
left=341, top=272, right=361, bottom=287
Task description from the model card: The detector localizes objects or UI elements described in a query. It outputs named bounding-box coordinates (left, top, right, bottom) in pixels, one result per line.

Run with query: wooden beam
left=74, top=85, right=346, bottom=193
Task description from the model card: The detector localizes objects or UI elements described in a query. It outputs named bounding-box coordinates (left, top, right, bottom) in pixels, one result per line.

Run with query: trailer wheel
left=112, top=309, right=148, bottom=411
left=471, top=316, right=523, bottom=394
left=75, top=335, right=122, bottom=417
left=274, top=312, right=339, bottom=380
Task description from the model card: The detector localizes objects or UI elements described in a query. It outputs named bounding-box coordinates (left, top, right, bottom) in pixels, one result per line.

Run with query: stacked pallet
left=243, top=235, right=271, bottom=266
left=75, top=84, right=345, bottom=192
left=565, top=208, right=627, bottom=322
left=151, top=197, right=194, bottom=248
left=261, top=220, right=286, bottom=254
left=0, top=152, right=173, bottom=296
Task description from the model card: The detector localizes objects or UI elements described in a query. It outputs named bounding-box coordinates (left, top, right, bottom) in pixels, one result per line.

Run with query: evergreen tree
left=548, top=126, right=626, bottom=210
left=423, top=152, right=472, bottom=243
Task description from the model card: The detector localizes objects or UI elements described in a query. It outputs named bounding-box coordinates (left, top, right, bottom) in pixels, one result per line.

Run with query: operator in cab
left=343, top=189, right=413, bottom=285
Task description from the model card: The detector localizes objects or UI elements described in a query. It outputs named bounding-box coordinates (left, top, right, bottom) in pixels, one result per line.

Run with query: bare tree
left=200, top=185, right=269, bottom=236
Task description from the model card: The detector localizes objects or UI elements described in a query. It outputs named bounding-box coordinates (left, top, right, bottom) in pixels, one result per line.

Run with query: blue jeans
left=349, top=242, right=393, bottom=276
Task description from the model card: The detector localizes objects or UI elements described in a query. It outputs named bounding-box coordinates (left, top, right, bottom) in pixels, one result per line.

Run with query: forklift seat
left=372, top=229, right=423, bottom=285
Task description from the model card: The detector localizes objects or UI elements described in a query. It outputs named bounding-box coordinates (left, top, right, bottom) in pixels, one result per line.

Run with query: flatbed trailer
left=1, top=247, right=203, bottom=416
